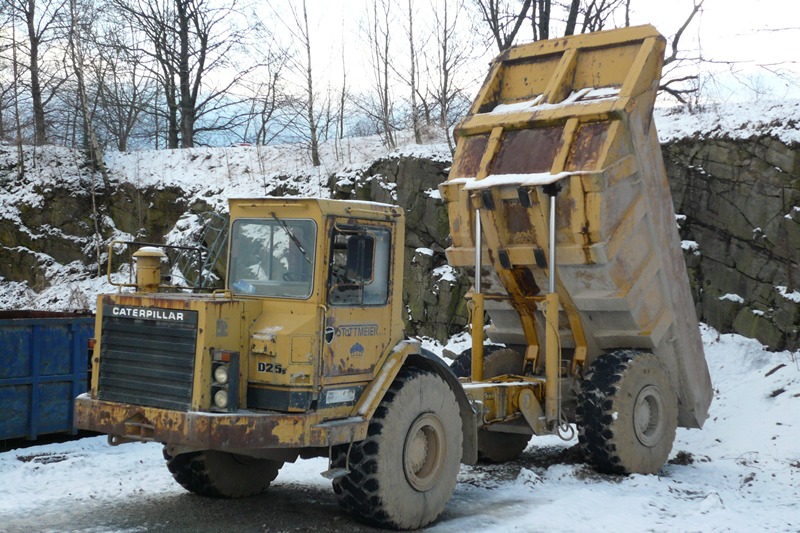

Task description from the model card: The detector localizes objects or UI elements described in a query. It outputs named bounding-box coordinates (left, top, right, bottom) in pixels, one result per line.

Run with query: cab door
left=321, top=218, right=394, bottom=387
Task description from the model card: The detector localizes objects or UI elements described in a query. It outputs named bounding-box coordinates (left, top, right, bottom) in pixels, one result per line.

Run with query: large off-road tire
left=450, top=347, right=531, bottom=463
left=577, top=350, right=678, bottom=475
left=163, top=448, right=282, bottom=498
left=331, top=367, right=462, bottom=530
left=448, top=345, right=506, bottom=378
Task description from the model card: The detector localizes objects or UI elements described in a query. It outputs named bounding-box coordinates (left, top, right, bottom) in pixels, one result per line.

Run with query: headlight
left=213, top=389, right=229, bottom=409
left=210, top=349, right=239, bottom=412
left=214, top=365, right=229, bottom=384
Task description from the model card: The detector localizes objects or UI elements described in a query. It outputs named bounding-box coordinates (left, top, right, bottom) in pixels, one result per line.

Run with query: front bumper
left=74, top=393, right=366, bottom=450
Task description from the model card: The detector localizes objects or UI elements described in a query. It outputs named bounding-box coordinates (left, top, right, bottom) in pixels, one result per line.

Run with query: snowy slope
left=654, top=99, right=800, bottom=144
left=0, top=132, right=450, bottom=312
left=2, top=100, right=799, bottom=312
left=1, top=325, right=798, bottom=532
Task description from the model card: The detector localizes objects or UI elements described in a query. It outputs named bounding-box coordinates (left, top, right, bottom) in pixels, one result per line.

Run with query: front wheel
left=332, top=367, right=462, bottom=530
left=163, top=448, right=282, bottom=498
left=577, top=350, right=678, bottom=475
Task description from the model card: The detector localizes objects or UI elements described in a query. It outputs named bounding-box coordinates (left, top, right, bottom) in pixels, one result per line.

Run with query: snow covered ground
left=1, top=325, right=798, bottom=532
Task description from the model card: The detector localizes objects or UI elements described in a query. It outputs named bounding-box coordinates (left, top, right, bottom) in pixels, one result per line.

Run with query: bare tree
left=430, top=0, right=475, bottom=152
left=0, top=22, right=11, bottom=140
left=238, top=36, right=292, bottom=146
left=563, top=0, right=581, bottom=36
left=91, top=24, right=155, bottom=151
left=658, top=0, right=704, bottom=103
left=66, top=0, right=112, bottom=186
left=470, top=0, right=705, bottom=105
left=3, top=0, right=70, bottom=145
left=472, top=0, right=636, bottom=48
left=270, top=0, right=322, bottom=165
left=337, top=39, right=347, bottom=141
left=246, top=75, right=283, bottom=145
left=576, top=0, right=630, bottom=34
left=355, top=0, right=396, bottom=148
left=110, top=0, right=253, bottom=148
left=11, top=21, right=25, bottom=178
left=0, top=55, right=13, bottom=140
left=296, top=0, right=320, bottom=164
left=398, top=0, right=426, bottom=143
left=473, top=0, right=531, bottom=51
left=532, top=0, right=550, bottom=39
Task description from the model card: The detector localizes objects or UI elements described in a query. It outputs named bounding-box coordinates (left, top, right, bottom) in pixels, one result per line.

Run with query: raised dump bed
left=441, top=25, right=711, bottom=428
left=0, top=311, right=94, bottom=440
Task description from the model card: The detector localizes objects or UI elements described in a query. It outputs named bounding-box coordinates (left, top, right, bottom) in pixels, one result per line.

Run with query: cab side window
left=328, top=226, right=390, bottom=306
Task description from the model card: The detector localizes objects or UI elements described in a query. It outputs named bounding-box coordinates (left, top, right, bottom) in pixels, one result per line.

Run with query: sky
left=293, top=0, right=800, bottom=103
left=632, top=0, right=800, bottom=100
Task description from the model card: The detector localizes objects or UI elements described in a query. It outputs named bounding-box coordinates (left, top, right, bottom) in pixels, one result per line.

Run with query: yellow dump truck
left=75, top=25, right=711, bottom=530
left=441, top=23, right=712, bottom=471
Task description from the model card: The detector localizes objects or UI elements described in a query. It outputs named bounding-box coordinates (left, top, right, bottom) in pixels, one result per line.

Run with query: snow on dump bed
left=655, top=99, right=800, bottom=145
left=490, top=87, right=621, bottom=115
left=454, top=171, right=583, bottom=190
left=1, top=325, right=798, bottom=532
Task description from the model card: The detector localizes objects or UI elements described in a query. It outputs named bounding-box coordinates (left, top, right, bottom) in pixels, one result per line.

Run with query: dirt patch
left=460, top=444, right=589, bottom=487
left=668, top=450, right=695, bottom=466
left=17, top=452, right=70, bottom=465
left=525, top=444, right=585, bottom=467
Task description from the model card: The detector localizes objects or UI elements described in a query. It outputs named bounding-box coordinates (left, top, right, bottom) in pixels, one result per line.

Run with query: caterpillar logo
left=108, top=305, right=190, bottom=323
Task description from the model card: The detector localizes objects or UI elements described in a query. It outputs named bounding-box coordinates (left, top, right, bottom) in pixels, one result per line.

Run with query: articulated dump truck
left=75, top=25, right=711, bottom=530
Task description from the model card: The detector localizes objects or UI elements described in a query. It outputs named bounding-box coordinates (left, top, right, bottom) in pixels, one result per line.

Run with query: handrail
left=106, top=240, right=210, bottom=292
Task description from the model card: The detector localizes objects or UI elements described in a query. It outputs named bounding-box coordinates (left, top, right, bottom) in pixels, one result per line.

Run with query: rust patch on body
left=74, top=395, right=362, bottom=449
left=451, top=135, right=489, bottom=178
left=567, top=122, right=610, bottom=170
left=490, top=127, right=563, bottom=175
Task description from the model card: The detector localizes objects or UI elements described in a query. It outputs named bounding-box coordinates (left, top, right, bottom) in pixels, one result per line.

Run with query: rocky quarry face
left=0, top=131, right=798, bottom=352
left=665, top=137, right=800, bottom=350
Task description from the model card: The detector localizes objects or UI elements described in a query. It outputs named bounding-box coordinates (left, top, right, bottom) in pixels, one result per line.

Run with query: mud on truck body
left=75, top=25, right=711, bottom=530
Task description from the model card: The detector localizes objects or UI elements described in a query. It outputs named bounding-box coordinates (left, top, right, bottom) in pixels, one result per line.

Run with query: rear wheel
left=332, top=367, right=462, bottom=530
left=450, top=347, right=531, bottom=463
left=163, top=448, right=282, bottom=498
left=577, top=350, right=678, bottom=474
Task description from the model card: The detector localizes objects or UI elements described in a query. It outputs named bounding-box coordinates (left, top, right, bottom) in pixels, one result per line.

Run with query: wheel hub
left=633, top=384, right=665, bottom=447
left=403, top=413, right=446, bottom=492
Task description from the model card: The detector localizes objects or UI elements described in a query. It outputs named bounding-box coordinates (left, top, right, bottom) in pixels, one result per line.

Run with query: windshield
left=228, top=218, right=316, bottom=298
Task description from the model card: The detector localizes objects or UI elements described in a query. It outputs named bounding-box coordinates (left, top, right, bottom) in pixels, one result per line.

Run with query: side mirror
left=346, top=235, right=374, bottom=282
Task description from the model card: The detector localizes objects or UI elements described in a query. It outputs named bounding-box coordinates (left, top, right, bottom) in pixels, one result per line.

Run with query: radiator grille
left=98, top=305, right=198, bottom=410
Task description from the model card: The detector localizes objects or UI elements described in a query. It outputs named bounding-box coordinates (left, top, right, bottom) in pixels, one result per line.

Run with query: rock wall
left=666, top=137, right=800, bottom=351
left=332, top=137, right=800, bottom=350
left=0, top=146, right=190, bottom=290
left=1, top=135, right=798, bottom=350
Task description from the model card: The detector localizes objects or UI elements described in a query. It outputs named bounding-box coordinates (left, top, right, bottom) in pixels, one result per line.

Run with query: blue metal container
left=0, top=311, right=94, bottom=440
